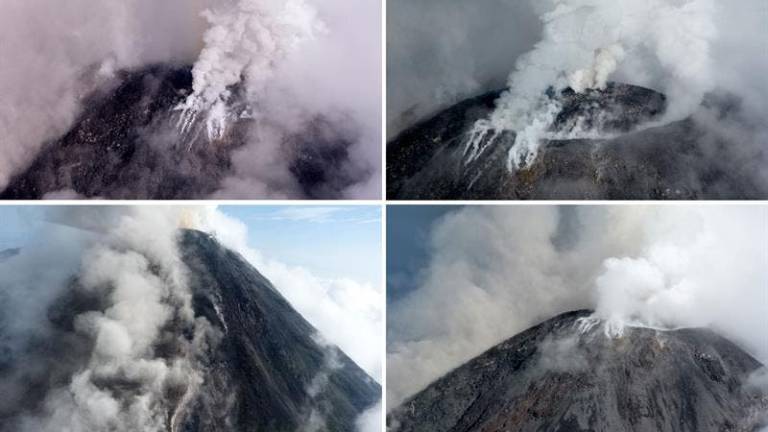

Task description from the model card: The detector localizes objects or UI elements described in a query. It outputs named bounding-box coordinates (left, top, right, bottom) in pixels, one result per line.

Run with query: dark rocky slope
left=178, top=230, right=380, bottom=431
left=387, top=84, right=765, bottom=200
left=388, top=310, right=767, bottom=432
left=1, top=65, right=362, bottom=200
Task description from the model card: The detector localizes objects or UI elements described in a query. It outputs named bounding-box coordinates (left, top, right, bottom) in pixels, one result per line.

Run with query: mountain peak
left=389, top=310, right=767, bottom=432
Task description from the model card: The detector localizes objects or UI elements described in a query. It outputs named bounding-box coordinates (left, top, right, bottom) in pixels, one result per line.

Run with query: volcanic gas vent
left=387, top=84, right=763, bottom=200
left=388, top=310, right=767, bottom=432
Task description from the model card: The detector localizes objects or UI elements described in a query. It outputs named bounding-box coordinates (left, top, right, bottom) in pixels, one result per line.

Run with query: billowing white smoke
left=387, top=205, right=768, bottom=407
left=355, top=401, right=383, bottom=432
left=465, top=0, right=717, bottom=170
left=177, top=0, right=322, bottom=141
left=590, top=206, right=768, bottom=342
left=2, top=207, right=215, bottom=432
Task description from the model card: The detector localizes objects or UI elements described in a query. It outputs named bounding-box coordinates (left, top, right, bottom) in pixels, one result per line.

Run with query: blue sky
left=0, top=206, right=382, bottom=287
left=386, top=205, right=462, bottom=303
left=0, top=206, right=45, bottom=249
left=220, top=205, right=382, bottom=287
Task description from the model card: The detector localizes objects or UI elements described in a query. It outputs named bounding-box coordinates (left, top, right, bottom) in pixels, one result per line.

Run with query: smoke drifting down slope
left=0, top=0, right=381, bottom=199
left=0, top=208, right=381, bottom=431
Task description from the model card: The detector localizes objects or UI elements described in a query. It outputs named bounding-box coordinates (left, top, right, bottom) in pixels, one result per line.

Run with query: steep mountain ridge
left=178, top=229, right=380, bottom=431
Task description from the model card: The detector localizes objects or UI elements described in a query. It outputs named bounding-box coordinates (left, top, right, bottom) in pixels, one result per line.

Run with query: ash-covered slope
left=387, top=84, right=764, bottom=200
left=177, top=229, right=380, bottom=431
left=388, top=310, right=767, bottom=432
left=0, top=230, right=380, bottom=431
left=0, top=65, right=360, bottom=200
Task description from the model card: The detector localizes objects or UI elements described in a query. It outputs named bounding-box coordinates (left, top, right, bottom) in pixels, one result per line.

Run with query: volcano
left=0, top=65, right=362, bottom=200
left=387, top=310, right=767, bottom=432
left=387, top=84, right=764, bottom=200
left=0, top=229, right=380, bottom=431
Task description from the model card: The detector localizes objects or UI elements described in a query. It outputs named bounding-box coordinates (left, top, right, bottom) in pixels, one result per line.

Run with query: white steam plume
left=464, top=0, right=717, bottom=170
left=387, top=206, right=768, bottom=407
left=176, top=0, right=323, bottom=142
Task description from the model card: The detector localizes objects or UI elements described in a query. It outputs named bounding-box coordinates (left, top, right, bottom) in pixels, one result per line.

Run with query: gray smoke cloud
left=0, top=0, right=381, bottom=199
left=386, top=0, right=541, bottom=138
left=0, top=207, right=216, bottom=432
left=387, top=205, right=768, bottom=407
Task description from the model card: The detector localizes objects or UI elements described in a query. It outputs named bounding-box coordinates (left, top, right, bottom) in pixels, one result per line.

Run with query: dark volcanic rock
left=388, top=310, right=767, bottom=432
left=178, top=230, right=380, bottom=431
left=1, top=65, right=361, bottom=200
left=387, top=84, right=764, bottom=200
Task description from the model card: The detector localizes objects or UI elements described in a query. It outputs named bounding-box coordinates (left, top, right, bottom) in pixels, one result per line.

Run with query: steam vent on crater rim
left=387, top=84, right=764, bottom=200
left=388, top=310, right=768, bottom=432
left=0, top=230, right=380, bottom=432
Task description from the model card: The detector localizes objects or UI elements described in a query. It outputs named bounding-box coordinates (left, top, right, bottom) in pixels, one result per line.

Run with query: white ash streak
left=177, top=0, right=323, bottom=141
